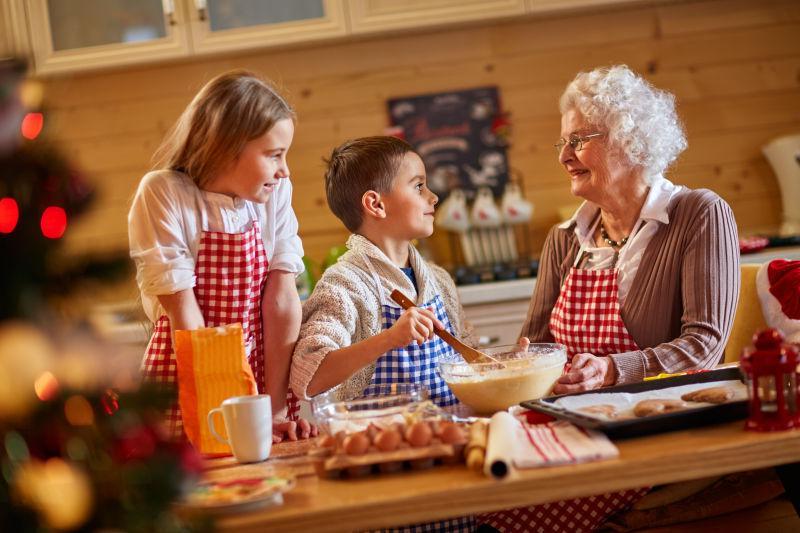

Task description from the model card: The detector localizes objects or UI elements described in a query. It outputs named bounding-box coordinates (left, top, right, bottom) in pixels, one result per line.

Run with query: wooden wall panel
left=39, top=0, right=800, bottom=267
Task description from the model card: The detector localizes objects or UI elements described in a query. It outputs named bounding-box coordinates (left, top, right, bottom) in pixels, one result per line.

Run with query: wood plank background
left=39, top=0, right=800, bottom=271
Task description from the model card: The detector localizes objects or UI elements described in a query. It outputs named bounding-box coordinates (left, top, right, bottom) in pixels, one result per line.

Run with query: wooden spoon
left=389, top=289, right=501, bottom=365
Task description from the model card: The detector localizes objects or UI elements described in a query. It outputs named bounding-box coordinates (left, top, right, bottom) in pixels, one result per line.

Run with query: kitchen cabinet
left=0, top=1, right=29, bottom=59
left=458, top=278, right=535, bottom=347
left=525, top=0, right=651, bottom=14
left=348, top=0, right=526, bottom=35
left=18, top=0, right=347, bottom=75
left=14, top=0, right=665, bottom=75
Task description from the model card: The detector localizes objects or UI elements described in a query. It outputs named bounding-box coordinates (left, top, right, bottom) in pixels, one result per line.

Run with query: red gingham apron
left=141, top=220, right=299, bottom=439
left=480, top=249, right=647, bottom=532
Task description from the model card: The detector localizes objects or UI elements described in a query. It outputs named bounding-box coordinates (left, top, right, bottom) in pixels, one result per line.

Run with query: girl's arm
left=262, top=269, right=302, bottom=415
left=157, top=289, right=205, bottom=331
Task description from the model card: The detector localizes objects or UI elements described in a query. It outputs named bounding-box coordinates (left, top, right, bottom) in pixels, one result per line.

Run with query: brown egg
left=405, top=421, right=433, bottom=447
left=374, top=429, right=402, bottom=452
left=343, top=432, right=370, bottom=456
left=318, top=434, right=336, bottom=448
left=439, top=423, right=467, bottom=445
left=365, top=423, right=380, bottom=443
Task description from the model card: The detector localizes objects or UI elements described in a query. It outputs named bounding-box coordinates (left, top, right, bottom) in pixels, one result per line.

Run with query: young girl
left=129, top=70, right=313, bottom=443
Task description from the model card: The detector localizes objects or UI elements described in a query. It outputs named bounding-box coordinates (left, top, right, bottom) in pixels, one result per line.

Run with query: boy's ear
left=361, top=190, right=387, bottom=219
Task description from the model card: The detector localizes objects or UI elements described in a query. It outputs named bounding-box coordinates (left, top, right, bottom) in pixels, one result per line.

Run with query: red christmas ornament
left=178, top=441, right=204, bottom=475
left=100, top=389, right=120, bottom=416
left=113, top=425, right=158, bottom=463
left=40, top=206, right=67, bottom=239
left=0, top=197, right=19, bottom=233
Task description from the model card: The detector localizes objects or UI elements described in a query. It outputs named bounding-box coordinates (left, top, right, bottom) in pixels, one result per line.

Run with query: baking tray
left=520, top=367, right=748, bottom=439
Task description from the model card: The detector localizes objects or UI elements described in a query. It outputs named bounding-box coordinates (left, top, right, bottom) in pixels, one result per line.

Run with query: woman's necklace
left=599, top=221, right=629, bottom=249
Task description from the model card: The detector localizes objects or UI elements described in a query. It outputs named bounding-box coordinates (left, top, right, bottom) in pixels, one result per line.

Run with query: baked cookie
left=681, top=386, right=735, bottom=404
left=633, top=399, right=687, bottom=417
left=578, top=404, right=618, bottom=419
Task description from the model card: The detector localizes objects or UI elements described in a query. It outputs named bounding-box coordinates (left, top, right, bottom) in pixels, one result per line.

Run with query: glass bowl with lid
left=438, top=343, right=567, bottom=415
left=311, top=383, right=436, bottom=435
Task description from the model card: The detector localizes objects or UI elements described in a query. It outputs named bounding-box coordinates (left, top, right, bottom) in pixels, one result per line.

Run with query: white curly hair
left=559, top=65, right=687, bottom=180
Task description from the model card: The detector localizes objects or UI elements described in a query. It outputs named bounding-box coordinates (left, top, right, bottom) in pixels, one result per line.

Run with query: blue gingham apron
left=361, top=256, right=459, bottom=408
left=361, top=256, right=475, bottom=532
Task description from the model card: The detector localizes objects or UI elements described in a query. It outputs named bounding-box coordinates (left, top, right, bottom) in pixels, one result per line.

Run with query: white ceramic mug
left=208, top=394, right=272, bottom=463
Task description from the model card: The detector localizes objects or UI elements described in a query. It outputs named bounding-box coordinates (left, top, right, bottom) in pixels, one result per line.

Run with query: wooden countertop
left=204, top=420, right=800, bottom=532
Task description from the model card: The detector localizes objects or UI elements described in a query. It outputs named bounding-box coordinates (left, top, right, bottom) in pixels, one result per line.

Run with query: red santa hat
left=756, top=259, right=800, bottom=344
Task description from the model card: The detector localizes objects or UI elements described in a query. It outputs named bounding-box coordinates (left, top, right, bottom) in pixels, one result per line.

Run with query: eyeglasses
left=554, top=132, right=603, bottom=153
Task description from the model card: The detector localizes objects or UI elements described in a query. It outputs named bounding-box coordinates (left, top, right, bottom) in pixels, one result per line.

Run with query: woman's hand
left=386, top=307, right=444, bottom=348
left=553, top=353, right=617, bottom=394
left=272, top=418, right=318, bottom=443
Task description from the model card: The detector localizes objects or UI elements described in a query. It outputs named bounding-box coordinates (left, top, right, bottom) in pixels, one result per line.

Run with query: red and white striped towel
left=513, top=419, right=618, bottom=468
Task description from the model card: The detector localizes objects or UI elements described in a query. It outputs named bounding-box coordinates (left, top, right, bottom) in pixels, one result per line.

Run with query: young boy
left=290, top=136, right=475, bottom=407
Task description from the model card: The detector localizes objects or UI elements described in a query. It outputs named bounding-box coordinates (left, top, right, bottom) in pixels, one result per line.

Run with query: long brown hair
left=152, top=69, right=294, bottom=187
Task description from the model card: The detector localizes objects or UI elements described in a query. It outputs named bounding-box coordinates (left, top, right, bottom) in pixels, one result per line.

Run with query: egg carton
left=310, top=440, right=466, bottom=479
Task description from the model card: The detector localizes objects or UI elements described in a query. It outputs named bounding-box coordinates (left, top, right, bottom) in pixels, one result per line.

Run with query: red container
left=740, top=329, right=799, bottom=431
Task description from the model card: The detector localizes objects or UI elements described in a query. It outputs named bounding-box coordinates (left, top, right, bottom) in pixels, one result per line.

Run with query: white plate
left=177, top=476, right=295, bottom=514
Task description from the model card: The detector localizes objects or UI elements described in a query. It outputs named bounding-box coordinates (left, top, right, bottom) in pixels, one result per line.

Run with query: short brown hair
left=153, top=69, right=294, bottom=187
left=324, top=136, right=415, bottom=232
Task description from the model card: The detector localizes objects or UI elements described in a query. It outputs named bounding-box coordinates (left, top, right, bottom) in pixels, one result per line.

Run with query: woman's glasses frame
left=554, top=132, right=604, bottom=153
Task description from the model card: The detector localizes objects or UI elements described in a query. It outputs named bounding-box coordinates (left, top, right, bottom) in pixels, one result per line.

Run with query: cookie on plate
left=633, top=399, right=687, bottom=417
left=681, top=386, right=735, bottom=404
left=577, top=404, right=618, bottom=419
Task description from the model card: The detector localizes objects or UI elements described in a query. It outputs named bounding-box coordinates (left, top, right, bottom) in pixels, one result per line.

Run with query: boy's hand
left=272, top=418, right=318, bottom=443
left=387, top=307, right=445, bottom=348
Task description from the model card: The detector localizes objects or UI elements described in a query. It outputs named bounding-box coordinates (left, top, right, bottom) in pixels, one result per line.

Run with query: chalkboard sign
left=388, top=86, right=509, bottom=202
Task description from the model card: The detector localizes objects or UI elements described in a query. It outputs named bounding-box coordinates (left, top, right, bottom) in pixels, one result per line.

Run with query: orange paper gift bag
left=174, top=323, right=258, bottom=455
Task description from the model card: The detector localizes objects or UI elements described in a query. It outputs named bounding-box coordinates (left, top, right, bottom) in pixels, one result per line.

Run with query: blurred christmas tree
left=0, top=57, right=130, bottom=322
left=0, top=58, right=206, bottom=532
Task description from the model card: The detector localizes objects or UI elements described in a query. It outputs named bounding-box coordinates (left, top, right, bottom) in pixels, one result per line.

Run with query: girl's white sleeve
left=128, top=172, right=196, bottom=297
left=267, top=178, right=304, bottom=274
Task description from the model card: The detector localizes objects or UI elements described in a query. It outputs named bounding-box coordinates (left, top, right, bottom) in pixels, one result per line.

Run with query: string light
left=0, top=197, right=19, bottom=233
left=21, top=112, right=44, bottom=140
left=34, top=372, right=59, bottom=401
left=40, top=206, right=67, bottom=239
left=64, top=395, right=94, bottom=426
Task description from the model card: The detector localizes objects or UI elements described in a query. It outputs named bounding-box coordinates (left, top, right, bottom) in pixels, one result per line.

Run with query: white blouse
left=128, top=170, right=304, bottom=322
left=558, top=176, right=684, bottom=305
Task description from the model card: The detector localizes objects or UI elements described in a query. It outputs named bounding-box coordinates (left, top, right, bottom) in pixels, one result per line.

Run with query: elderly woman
left=524, top=64, right=740, bottom=394
left=480, top=65, right=741, bottom=533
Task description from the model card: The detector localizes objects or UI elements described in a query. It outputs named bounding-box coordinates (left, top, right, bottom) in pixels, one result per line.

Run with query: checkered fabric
left=142, top=223, right=299, bottom=439
left=480, top=488, right=649, bottom=533
left=363, top=294, right=459, bottom=408
left=479, top=263, right=645, bottom=531
left=373, top=514, right=476, bottom=532
left=549, top=267, right=639, bottom=359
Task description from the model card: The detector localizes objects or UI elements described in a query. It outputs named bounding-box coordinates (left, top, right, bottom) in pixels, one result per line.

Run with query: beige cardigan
left=290, top=234, right=474, bottom=401
left=522, top=188, right=741, bottom=384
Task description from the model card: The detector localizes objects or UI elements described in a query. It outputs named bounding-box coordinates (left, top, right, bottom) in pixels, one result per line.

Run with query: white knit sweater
left=290, top=234, right=475, bottom=401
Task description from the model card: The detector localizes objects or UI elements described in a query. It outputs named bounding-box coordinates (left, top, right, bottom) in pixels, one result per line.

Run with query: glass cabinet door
left=188, top=0, right=347, bottom=55
left=25, top=0, right=191, bottom=75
